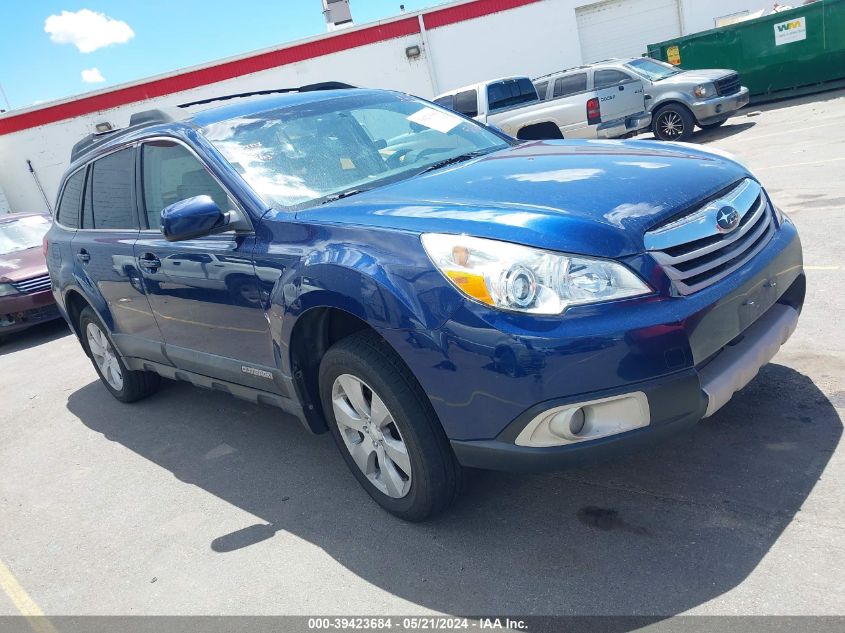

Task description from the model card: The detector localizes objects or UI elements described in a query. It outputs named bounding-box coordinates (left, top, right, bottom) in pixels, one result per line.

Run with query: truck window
left=56, top=169, right=85, bottom=228
left=553, top=73, right=588, bottom=98
left=594, top=69, right=633, bottom=89
left=82, top=148, right=138, bottom=230
left=534, top=81, right=549, bottom=101
left=486, top=79, right=537, bottom=113
left=433, top=95, right=454, bottom=110
left=453, top=90, right=479, bottom=117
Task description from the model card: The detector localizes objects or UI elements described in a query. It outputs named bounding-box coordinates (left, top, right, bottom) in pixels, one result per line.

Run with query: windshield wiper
left=416, top=150, right=492, bottom=175
left=319, top=187, right=370, bottom=205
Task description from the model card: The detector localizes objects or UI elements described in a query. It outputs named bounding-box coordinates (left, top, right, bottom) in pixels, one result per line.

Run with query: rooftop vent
left=323, top=0, right=353, bottom=31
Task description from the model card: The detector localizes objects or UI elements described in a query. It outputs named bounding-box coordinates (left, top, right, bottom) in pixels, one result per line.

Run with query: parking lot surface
left=1, top=89, right=844, bottom=618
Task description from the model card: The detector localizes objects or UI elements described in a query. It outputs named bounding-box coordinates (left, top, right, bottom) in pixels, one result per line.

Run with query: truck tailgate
left=596, top=79, right=646, bottom=121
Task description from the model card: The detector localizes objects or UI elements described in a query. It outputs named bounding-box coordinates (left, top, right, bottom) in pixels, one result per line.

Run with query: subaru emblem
left=716, top=205, right=740, bottom=233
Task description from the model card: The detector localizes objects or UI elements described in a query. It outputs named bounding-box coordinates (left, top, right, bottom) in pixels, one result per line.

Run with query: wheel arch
left=287, top=305, right=415, bottom=435
left=516, top=121, right=564, bottom=140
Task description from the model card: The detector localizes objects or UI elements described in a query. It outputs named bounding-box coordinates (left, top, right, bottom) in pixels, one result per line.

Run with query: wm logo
left=777, top=20, right=803, bottom=32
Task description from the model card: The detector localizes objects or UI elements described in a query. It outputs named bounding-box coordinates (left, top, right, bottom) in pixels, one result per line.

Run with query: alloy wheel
left=86, top=322, right=124, bottom=391
left=658, top=111, right=684, bottom=139
left=331, top=374, right=412, bottom=498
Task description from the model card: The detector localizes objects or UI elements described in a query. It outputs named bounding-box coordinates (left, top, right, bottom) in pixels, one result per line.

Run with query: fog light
left=569, top=408, right=586, bottom=435
left=516, top=392, right=650, bottom=447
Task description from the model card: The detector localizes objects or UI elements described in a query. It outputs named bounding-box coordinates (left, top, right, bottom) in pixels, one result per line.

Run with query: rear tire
left=319, top=330, right=462, bottom=521
left=79, top=306, right=160, bottom=403
left=652, top=104, right=695, bottom=142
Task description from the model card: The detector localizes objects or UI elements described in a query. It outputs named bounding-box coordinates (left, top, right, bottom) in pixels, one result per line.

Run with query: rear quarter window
left=56, top=169, right=85, bottom=228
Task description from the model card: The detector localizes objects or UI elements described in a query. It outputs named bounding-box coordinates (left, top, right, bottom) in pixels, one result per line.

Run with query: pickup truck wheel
left=653, top=105, right=695, bottom=142
left=319, top=331, right=462, bottom=521
left=699, top=118, right=728, bottom=130
left=79, top=306, right=160, bottom=403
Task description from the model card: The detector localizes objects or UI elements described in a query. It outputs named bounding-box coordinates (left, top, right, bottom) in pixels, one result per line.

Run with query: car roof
left=68, top=88, right=388, bottom=167
left=190, top=88, right=376, bottom=127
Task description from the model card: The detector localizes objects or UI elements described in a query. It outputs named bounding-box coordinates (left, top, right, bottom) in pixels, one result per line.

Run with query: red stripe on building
left=424, top=0, right=542, bottom=29
left=0, top=0, right=543, bottom=136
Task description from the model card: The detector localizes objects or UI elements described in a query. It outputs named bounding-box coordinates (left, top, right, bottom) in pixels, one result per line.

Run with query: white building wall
left=425, top=0, right=585, bottom=92
left=680, top=0, right=763, bottom=34
left=0, top=0, right=757, bottom=215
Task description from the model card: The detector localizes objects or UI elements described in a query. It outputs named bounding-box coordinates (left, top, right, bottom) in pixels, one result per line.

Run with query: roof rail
left=177, top=81, right=357, bottom=108
left=533, top=65, right=593, bottom=81
left=128, top=108, right=178, bottom=127
left=69, top=107, right=185, bottom=163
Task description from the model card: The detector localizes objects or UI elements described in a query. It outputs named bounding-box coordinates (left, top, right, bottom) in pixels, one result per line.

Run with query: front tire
left=79, top=306, right=160, bottom=403
left=319, top=331, right=462, bottom=521
left=652, top=104, right=695, bottom=142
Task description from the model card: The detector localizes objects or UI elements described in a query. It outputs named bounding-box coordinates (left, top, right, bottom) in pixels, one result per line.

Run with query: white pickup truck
left=433, top=76, right=651, bottom=140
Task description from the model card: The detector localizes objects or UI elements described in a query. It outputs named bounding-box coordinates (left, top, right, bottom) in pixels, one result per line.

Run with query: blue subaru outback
left=46, top=87, right=805, bottom=520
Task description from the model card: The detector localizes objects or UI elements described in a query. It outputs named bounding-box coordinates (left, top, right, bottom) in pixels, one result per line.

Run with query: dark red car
left=0, top=212, right=60, bottom=342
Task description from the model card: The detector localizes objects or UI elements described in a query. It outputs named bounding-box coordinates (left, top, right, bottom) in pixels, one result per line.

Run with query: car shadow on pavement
left=66, top=362, right=840, bottom=616
left=0, top=319, right=70, bottom=356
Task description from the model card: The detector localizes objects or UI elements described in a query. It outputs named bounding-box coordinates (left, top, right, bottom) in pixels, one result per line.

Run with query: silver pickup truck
left=433, top=75, right=651, bottom=140
left=588, top=57, right=751, bottom=142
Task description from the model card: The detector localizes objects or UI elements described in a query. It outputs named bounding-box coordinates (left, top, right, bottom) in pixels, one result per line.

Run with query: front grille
left=12, top=273, right=52, bottom=294
left=715, top=73, right=741, bottom=96
left=645, top=179, right=776, bottom=295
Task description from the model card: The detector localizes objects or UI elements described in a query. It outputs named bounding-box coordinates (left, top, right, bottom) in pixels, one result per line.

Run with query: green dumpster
left=647, top=0, right=845, bottom=101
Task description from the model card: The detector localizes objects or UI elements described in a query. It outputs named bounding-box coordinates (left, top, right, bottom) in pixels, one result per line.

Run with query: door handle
left=138, top=253, right=161, bottom=271
left=619, top=85, right=625, bottom=91
left=76, top=249, right=90, bottom=263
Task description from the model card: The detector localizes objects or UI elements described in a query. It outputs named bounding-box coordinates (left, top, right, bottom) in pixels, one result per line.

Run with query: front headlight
left=693, top=85, right=709, bottom=98
left=422, top=233, right=651, bottom=315
left=0, top=283, right=19, bottom=297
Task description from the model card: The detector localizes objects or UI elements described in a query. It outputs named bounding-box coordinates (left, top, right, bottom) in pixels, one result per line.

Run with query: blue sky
left=0, top=1, right=450, bottom=109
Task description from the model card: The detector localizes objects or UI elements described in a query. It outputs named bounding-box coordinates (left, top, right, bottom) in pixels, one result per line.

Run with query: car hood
left=0, top=246, right=48, bottom=283
left=662, top=68, right=737, bottom=85
left=297, top=139, right=751, bottom=258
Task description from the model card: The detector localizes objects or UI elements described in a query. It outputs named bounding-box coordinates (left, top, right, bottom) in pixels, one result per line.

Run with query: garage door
left=576, top=0, right=681, bottom=63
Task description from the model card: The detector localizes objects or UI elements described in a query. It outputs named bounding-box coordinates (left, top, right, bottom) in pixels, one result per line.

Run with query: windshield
left=625, top=58, right=683, bottom=81
left=202, top=92, right=510, bottom=209
left=0, top=215, right=51, bottom=255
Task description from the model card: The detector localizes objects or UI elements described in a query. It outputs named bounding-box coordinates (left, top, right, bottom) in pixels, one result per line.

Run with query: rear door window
left=56, top=169, right=85, bottom=228
left=433, top=95, right=454, bottom=110
left=486, top=78, right=537, bottom=112
left=82, top=148, right=138, bottom=230
left=594, top=69, right=633, bottom=89
left=453, top=90, right=479, bottom=117
left=553, top=73, right=588, bottom=98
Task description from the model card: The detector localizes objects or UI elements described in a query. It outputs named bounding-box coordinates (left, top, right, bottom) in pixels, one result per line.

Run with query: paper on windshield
left=407, top=107, right=462, bottom=134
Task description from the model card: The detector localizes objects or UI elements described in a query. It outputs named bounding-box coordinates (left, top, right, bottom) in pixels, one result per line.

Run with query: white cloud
left=81, top=67, right=106, bottom=83
left=44, top=9, right=134, bottom=53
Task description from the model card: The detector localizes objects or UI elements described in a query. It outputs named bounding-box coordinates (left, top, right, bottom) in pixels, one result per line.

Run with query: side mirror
left=160, top=195, right=225, bottom=242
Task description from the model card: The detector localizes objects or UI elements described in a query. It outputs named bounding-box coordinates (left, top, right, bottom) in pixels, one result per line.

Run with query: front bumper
left=451, top=300, right=799, bottom=472
left=692, top=87, right=751, bottom=124
left=595, top=111, right=653, bottom=139
left=0, top=289, right=61, bottom=335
